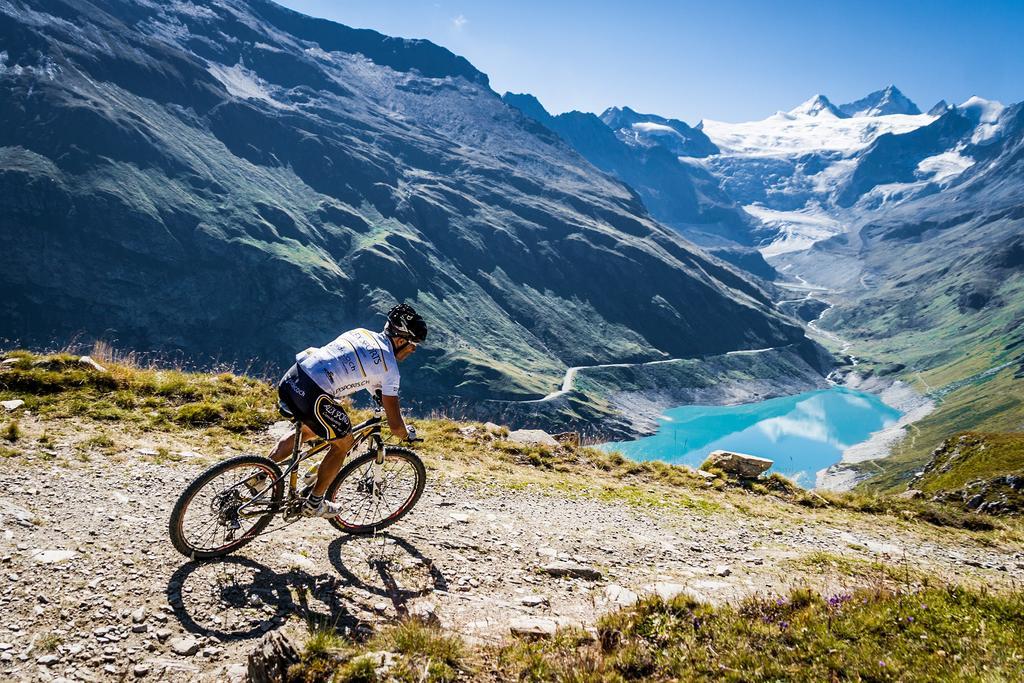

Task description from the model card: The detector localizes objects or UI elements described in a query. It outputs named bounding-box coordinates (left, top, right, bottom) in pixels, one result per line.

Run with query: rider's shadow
left=166, top=533, right=446, bottom=642
left=327, top=533, right=449, bottom=618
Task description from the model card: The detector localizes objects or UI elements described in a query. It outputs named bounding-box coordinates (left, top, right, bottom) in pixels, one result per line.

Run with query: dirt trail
left=1, top=427, right=1022, bottom=681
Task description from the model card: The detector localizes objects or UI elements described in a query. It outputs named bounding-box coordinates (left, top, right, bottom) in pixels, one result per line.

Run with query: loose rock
left=170, top=636, right=199, bottom=657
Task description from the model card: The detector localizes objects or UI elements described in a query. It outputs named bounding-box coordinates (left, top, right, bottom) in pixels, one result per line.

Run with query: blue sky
left=274, top=1, right=1024, bottom=123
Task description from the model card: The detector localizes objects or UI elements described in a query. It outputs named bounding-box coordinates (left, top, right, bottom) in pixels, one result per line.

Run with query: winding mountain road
left=523, top=346, right=792, bottom=404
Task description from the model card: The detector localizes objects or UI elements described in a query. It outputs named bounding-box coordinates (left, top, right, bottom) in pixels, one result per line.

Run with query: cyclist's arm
left=381, top=394, right=409, bottom=441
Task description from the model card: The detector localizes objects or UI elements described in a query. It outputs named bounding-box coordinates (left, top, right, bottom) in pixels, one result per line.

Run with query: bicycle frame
left=237, top=399, right=388, bottom=517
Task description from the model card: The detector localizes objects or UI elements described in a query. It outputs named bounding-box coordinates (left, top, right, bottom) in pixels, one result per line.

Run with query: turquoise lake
left=601, top=388, right=902, bottom=487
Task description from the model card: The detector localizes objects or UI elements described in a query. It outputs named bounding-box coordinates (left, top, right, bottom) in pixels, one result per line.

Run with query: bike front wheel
left=325, top=447, right=426, bottom=535
left=169, top=454, right=284, bottom=560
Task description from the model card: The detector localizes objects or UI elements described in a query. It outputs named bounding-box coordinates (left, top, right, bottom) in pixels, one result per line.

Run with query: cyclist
left=267, top=303, right=427, bottom=518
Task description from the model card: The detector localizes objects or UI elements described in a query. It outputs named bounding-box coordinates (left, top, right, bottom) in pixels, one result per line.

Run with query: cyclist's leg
left=308, top=394, right=355, bottom=496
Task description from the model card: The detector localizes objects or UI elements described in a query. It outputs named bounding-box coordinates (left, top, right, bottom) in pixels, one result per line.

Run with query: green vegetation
left=0, top=349, right=276, bottom=434
left=795, top=488, right=996, bottom=531
left=36, top=633, right=62, bottom=653
left=494, top=586, right=1024, bottom=682
left=292, top=619, right=466, bottom=683
left=916, top=432, right=1024, bottom=494
left=2, top=420, right=19, bottom=442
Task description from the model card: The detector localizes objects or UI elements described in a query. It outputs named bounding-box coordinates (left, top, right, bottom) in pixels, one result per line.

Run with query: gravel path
left=2, top=440, right=1022, bottom=681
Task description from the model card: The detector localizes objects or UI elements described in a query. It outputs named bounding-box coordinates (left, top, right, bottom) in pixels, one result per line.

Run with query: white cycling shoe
left=303, top=496, right=344, bottom=519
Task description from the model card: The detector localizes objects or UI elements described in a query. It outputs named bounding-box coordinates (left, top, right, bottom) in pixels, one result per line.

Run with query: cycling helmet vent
left=385, top=303, right=428, bottom=344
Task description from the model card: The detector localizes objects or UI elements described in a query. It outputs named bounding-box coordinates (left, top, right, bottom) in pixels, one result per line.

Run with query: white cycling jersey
left=296, top=328, right=400, bottom=398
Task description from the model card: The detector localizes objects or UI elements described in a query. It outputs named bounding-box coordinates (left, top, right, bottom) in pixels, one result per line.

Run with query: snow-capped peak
left=957, top=96, right=1005, bottom=124
left=838, top=85, right=921, bottom=117
left=789, top=94, right=847, bottom=118
left=957, top=96, right=1007, bottom=144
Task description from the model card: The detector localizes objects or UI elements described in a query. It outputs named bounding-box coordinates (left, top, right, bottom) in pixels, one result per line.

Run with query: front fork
left=371, top=435, right=386, bottom=496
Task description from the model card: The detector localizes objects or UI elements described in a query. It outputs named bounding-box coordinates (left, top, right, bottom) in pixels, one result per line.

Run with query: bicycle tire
left=325, top=447, right=426, bottom=535
left=168, top=454, right=284, bottom=560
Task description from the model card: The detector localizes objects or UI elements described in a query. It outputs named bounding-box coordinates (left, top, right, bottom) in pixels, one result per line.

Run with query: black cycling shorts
left=277, top=364, right=352, bottom=440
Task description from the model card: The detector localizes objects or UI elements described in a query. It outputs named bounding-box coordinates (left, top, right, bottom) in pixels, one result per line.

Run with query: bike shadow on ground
left=166, top=556, right=364, bottom=643
left=327, top=532, right=449, bottom=618
left=166, top=533, right=447, bottom=643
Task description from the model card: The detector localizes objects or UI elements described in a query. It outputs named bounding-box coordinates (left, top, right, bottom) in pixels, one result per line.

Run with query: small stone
left=520, top=595, right=549, bottom=607
left=78, top=355, right=108, bottom=372
left=1, top=399, right=25, bottom=412
left=898, top=489, right=924, bottom=500
left=37, top=654, right=60, bottom=666
left=132, top=624, right=149, bottom=634
left=510, top=617, right=557, bottom=638
left=372, top=601, right=389, bottom=614
left=170, top=636, right=199, bottom=656
left=449, top=513, right=470, bottom=524
left=715, top=565, right=732, bottom=577
left=133, top=663, right=150, bottom=677
left=131, top=608, right=146, bottom=623
left=155, top=630, right=171, bottom=643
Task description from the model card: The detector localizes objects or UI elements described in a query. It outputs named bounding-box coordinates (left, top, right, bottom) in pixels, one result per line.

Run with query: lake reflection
left=601, top=388, right=902, bottom=487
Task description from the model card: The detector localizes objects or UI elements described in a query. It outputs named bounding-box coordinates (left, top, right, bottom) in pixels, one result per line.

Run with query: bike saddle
left=277, top=399, right=295, bottom=420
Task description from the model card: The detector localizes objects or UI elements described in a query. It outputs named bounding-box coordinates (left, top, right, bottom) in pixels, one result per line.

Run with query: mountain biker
left=266, top=303, right=427, bottom=518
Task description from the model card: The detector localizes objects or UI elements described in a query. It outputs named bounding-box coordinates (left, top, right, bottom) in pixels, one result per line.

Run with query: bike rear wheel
left=169, top=454, right=284, bottom=560
left=325, top=447, right=426, bottom=535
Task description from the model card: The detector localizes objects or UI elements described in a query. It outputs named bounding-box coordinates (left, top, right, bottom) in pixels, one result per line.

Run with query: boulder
left=540, top=561, right=602, bottom=581
left=897, top=489, right=924, bottom=500
left=602, top=584, right=639, bottom=607
left=1, top=399, right=24, bottom=412
left=508, top=429, right=560, bottom=448
left=641, top=582, right=701, bottom=602
left=510, top=617, right=557, bottom=638
left=701, top=450, right=773, bottom=478
left=246, top=631, right=299, bottom=683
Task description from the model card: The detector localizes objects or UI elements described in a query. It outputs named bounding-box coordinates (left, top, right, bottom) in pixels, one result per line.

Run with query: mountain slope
left=0, top=0, right=817, bottom=412
left=501, top=93, right=771, bottom=270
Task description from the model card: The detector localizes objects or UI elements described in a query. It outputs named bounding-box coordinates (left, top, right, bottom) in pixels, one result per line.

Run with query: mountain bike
left=168, top=392, right=426, bottom=560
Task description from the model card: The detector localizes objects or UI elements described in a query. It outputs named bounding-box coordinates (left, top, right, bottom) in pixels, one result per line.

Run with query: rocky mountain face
left=501, top=93, right=773, bottom=277
left=838, top=85, right=922, bottom=117
left=789, top=94, right=847, bottom=118
left=0, top=0, right=819, bottom=412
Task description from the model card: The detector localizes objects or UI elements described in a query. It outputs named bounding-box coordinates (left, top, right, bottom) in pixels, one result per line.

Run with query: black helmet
left=385, top=303, right=428, bottom=344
